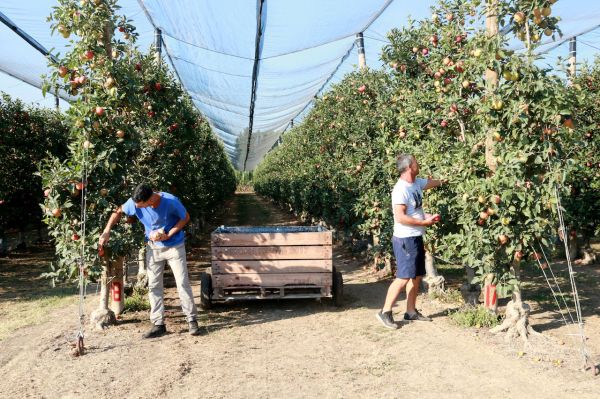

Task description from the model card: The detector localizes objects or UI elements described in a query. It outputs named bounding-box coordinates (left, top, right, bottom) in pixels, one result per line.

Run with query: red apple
left=443, top=57, right=452, bottom=66
left=155, top=82, right=163, bottom=91
left=75, top=181, right=86, bottom=190
left=58, top=66, right=69, bottom=78
left=116, top=129, right=125, bottom=138
left=52, top=208, right=62, bottom=218
left=498, top=234, right=509, bottom=245
left=440, top=120, right=448, bottom=128
left=422, top=48, right=429, bottom=56
left=135, top=63, right=142, bottom=71
left=72, top=233, right=80, bottom=241
left=85, top=50, right=94, bottom=60
left=118, top=26, right=125, bottom=32
left=358, top=85, right=366, bottom=93
left=95, top=106, right=105, bottom=117
left=479, top=211, right=489, bottom=220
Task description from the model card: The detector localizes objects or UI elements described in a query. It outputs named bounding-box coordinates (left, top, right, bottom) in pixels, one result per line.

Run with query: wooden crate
left=209, top=226, right=333, bottom=301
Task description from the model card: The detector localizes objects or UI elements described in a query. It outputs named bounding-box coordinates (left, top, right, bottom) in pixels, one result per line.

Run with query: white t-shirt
left=391, top=177, right=428, bottom=238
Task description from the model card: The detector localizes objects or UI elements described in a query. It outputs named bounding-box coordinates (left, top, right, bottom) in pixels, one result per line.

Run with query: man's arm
left=165, top=211, right=190, bottom=239
left=394, top=204, right=439, bottom=227
left=98, top=206, right=125, bottom=247
left=423, top=178, right=448, bottom=190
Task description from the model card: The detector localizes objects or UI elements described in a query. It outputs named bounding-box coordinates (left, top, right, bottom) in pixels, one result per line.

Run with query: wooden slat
left=212, top=259, right=332, bottom=274
left=213, top=273, right=332, bottom=288
left=211, top=231, right=332, bottom=247
left=211, top=245, right=331, bottom=261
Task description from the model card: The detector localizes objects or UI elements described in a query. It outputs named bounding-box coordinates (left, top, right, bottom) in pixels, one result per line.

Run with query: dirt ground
left=1, top=192, right=599, bottom=398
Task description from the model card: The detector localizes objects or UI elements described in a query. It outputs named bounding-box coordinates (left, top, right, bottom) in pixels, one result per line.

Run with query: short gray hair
left=396, top=154, right=415, bottom=174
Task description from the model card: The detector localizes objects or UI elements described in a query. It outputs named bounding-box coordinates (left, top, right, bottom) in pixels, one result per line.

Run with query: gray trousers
left=146, top=242, right=198, bottom=324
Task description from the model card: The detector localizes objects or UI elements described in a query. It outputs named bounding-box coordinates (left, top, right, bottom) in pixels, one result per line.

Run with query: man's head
left=132, top=184, right=154, bottom=208
left=396, top=154, right=419, bottom=177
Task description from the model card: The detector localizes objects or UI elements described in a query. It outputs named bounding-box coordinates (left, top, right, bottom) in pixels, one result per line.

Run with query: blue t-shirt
left=122, top=192, right=187, bottom=247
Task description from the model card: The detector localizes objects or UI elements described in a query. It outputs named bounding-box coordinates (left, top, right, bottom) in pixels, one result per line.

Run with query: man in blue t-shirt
left=99, top=183, right=200, bottom=338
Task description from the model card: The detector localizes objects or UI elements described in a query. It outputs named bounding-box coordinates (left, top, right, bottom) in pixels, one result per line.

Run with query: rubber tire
left=200, top=272, right=213, bottom=310
left=332, top=267, right=344, bottom=307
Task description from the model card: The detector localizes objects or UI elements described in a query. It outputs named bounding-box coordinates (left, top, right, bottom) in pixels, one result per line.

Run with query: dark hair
left=132, top=184, right=153, bottom=203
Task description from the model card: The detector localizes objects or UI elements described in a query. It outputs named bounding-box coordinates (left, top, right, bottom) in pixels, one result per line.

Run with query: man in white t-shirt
left=376, top=154, right=446, bottom=329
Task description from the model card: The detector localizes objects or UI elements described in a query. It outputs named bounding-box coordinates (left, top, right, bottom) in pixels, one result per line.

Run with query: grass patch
left=436, top=263, right=465, bottom=279
left=124, top=287, right=150, bottom=313
left=430, top=289, right=464, bottom=305
left=0, top=287, right=78, bottom=341
left=449, top=305, right=502, bottom=329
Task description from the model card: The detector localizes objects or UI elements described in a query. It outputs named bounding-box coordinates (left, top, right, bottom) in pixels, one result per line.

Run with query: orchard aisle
left=0, top=192, right=598, bottom=398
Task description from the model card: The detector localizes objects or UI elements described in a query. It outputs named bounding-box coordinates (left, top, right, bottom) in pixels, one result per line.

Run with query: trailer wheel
left=200, top=272, right=213, bottom=310
left=332, top=267, right=344, bottom=307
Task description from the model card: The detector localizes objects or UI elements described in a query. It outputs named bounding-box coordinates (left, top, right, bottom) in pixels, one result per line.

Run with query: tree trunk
left=460, top=266, right=481, bottom=306
left=109, top=257, right=124, bottom=316
left=490, top=260, right=539, bottom=341
left=135, top=245, right=149, bottom=289
left=422, top=251, right=445, bottom=294
left=484, top=0, right=499, bottom=173
left=90, top=254, right=116, bottom=330
left=16, top=229, right=26, bottom=250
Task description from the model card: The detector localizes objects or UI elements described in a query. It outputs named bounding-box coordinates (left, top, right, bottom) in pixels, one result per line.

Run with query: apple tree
left=0, top=94, right=68, bottom=253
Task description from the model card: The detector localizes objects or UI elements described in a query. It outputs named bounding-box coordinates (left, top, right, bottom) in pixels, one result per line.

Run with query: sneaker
left=143, top=323, right=167, bottom=339
left=376, top=310, right=399, bottom=329
left=189, top=320, right=201, bottom=336
left=404, top=310, right=432, bottom=322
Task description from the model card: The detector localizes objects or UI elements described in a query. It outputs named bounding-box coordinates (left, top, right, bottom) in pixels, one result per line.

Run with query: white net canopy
left=1, top=0, right=600, bottom=169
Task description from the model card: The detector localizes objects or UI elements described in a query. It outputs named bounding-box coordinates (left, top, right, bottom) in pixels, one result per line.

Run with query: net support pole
left=356, top=32, right=366, bottom=69
left=568, top=36, right=577, bottom=81
left=154, top=28, right=162, bottom=62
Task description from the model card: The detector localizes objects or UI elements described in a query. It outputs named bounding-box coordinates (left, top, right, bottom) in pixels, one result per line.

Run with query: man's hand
left=149, top=228, right=167, bottom=242
left=99, top=231, right=110, bottom=247
left=422, top=214, right=441, bottom=226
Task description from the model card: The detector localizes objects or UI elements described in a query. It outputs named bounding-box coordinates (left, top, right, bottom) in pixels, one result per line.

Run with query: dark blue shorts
left=392, top=235, right=426, bottom=279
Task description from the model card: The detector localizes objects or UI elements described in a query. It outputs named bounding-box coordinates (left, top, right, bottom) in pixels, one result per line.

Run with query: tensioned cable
left=577, top=38, right=600, bottom=52
left=0, top=15, right=72, bottom=101
left=161, top=31, right=254, bottom=61
left=260, top=0, right=394, bottom=60
left=0, top=11, right=58, bottom=63
left=171, top=55, right=253, bottom=78
left=537, top=242, right=577, bottom=325
left=532, top=24, right=600, bottom=54
left=543, top=155, right=590, bottom=368
left=280, top=43, right=356, bottom=138
left=242, top=0, right=266, bottom=171
left=279, top=0, right=395, bottom=139
left=528, top=243, right=573, bottom=328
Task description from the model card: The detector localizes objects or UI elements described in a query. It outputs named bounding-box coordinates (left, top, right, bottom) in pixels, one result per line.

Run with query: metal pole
left=154, top=28, right=162, bottom=61
left=568, top=37, right=577, bottom=80
left=55, top=95, right=59, bottom=110
left=356, top=33, right=366, bottom=69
